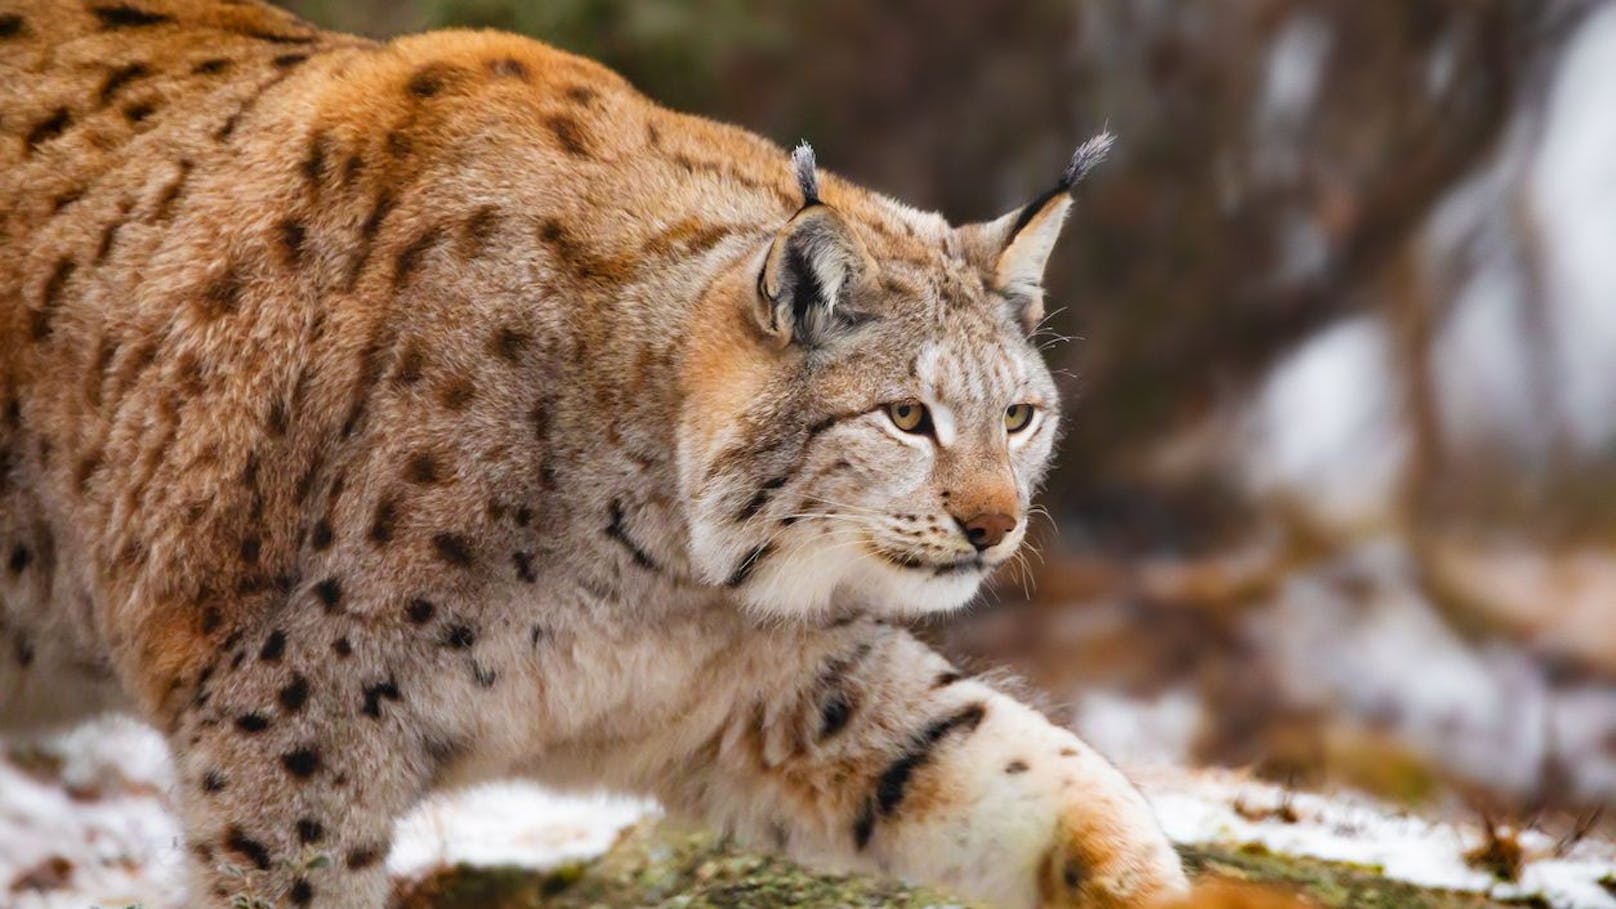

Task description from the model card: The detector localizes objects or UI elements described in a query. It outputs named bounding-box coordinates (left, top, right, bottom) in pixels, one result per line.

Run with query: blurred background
left=286, top=0, right=1616, bottom=832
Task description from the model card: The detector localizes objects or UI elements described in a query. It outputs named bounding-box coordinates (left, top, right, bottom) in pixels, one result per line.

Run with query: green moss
left=396, top=822, right=978, bottom=909
left=1180, top=843, right=1515, bottom=909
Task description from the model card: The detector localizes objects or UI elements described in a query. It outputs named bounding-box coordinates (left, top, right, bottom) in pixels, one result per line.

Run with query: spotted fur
left=0, top=2, right=1183, bottom=907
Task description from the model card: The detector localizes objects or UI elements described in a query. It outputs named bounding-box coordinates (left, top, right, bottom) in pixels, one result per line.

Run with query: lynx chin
left=0, top=2, right=1186, bottom=907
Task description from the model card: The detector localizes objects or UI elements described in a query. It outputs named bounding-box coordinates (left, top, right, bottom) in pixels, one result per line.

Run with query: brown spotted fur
left=0, top=2, right=1186, bottom=906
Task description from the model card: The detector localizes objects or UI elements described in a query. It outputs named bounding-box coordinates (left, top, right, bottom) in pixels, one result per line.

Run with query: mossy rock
left=394, top=821, right=978, bottom=909
left=396, top=821, right=1528, bottom=909
left=1180, top=843, right=1521, bottom=909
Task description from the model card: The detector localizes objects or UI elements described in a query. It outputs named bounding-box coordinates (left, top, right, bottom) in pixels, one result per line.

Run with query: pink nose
left=959, top=512, right=1016, bottom=551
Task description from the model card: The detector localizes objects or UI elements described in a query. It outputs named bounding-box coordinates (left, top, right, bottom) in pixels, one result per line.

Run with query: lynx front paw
left=1022, top=730, right=1189, bottom=909
left=879, top=695, right=1188, bottom=909
left=1034, top=799, right=1189, bottom=909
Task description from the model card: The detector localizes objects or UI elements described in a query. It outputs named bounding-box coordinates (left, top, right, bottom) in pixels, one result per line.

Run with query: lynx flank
left=0, top=2, right=1187, bottom=906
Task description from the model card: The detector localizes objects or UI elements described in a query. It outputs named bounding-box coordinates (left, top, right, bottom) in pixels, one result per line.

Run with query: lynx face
left=680, top=144, right=1097, bottom=620
left=759, top=314, right=1061, bottom=618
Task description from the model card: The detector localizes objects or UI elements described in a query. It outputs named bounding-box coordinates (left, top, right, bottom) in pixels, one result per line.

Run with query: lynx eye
left=1005, top=403, right=1036, bottom=433
left=884, top=400, right=931, bottom=434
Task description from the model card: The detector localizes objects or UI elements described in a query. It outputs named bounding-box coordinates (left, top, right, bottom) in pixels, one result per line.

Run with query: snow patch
left=389, top=784, right=654, bottom=878
left=1145, top=766, right=1616, bottom=909
left=0, top=719, right=650, bottom=909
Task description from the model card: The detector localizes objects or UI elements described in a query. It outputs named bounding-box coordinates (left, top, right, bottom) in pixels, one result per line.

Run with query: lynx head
left=678, top=136, right=1112, bottom=620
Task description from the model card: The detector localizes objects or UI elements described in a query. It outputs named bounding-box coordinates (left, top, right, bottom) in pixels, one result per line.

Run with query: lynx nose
left=958, top=512, right=1016, bottom=551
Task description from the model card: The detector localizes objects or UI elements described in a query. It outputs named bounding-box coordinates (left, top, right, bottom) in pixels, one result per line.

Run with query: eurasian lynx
left=0, top=2, right=1186, bottom=906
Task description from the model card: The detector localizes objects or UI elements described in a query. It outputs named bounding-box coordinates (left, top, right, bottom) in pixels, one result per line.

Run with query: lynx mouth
left=869, top=545, right=985, bottom=577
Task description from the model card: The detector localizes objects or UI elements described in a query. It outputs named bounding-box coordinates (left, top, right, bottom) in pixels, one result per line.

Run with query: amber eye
left=885, top=401, right=932, bottom=434
left=1005, top=403, right=1036, bottom=433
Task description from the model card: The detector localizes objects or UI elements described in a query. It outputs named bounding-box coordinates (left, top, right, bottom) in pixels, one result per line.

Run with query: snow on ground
left=1144, top=765, right=1616, bottom=909
left=1, top=717, right=185, bottom=909
left=388, top=784, right=651, bottom=880
left=4, top=717, right=1614, bottom=908
left=0, top=717, right=651, bottom=909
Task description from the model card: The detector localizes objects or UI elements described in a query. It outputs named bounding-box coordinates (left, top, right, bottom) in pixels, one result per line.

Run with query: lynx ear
left=958, top=133, right=1113, bottom=333
left=756, top=143, right=874, bottom=347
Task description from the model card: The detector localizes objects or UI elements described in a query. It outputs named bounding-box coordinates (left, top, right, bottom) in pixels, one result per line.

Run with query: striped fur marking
left=853, top=702, right=987, bottom=849
left=605, top=500, right=660, bottom=572
left=724, top=543, right=773, bottom=588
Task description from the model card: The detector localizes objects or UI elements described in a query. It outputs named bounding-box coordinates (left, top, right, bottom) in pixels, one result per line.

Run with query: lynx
left=0, top=1, right=1187, bottom=906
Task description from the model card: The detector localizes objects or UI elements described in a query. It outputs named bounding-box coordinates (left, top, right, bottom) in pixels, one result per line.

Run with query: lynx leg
left=655, top=622, right=1187, bottom=909
left=161, top=624, right=434, bottom=909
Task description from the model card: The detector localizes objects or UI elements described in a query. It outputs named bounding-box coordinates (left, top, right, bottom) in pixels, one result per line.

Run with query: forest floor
left=3, top=718, right=1613, bottom=909
left=394, top=821, right=1533, bottom=909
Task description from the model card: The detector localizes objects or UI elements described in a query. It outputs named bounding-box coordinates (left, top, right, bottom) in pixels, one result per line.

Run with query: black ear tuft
left=1057, top=131, right=1114, bottom=193
left=1008, top=132, right=1114, bottom=239
left=792, top=142, right=820, bottom=206
left=957, top=131, right=1114, bottom=333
